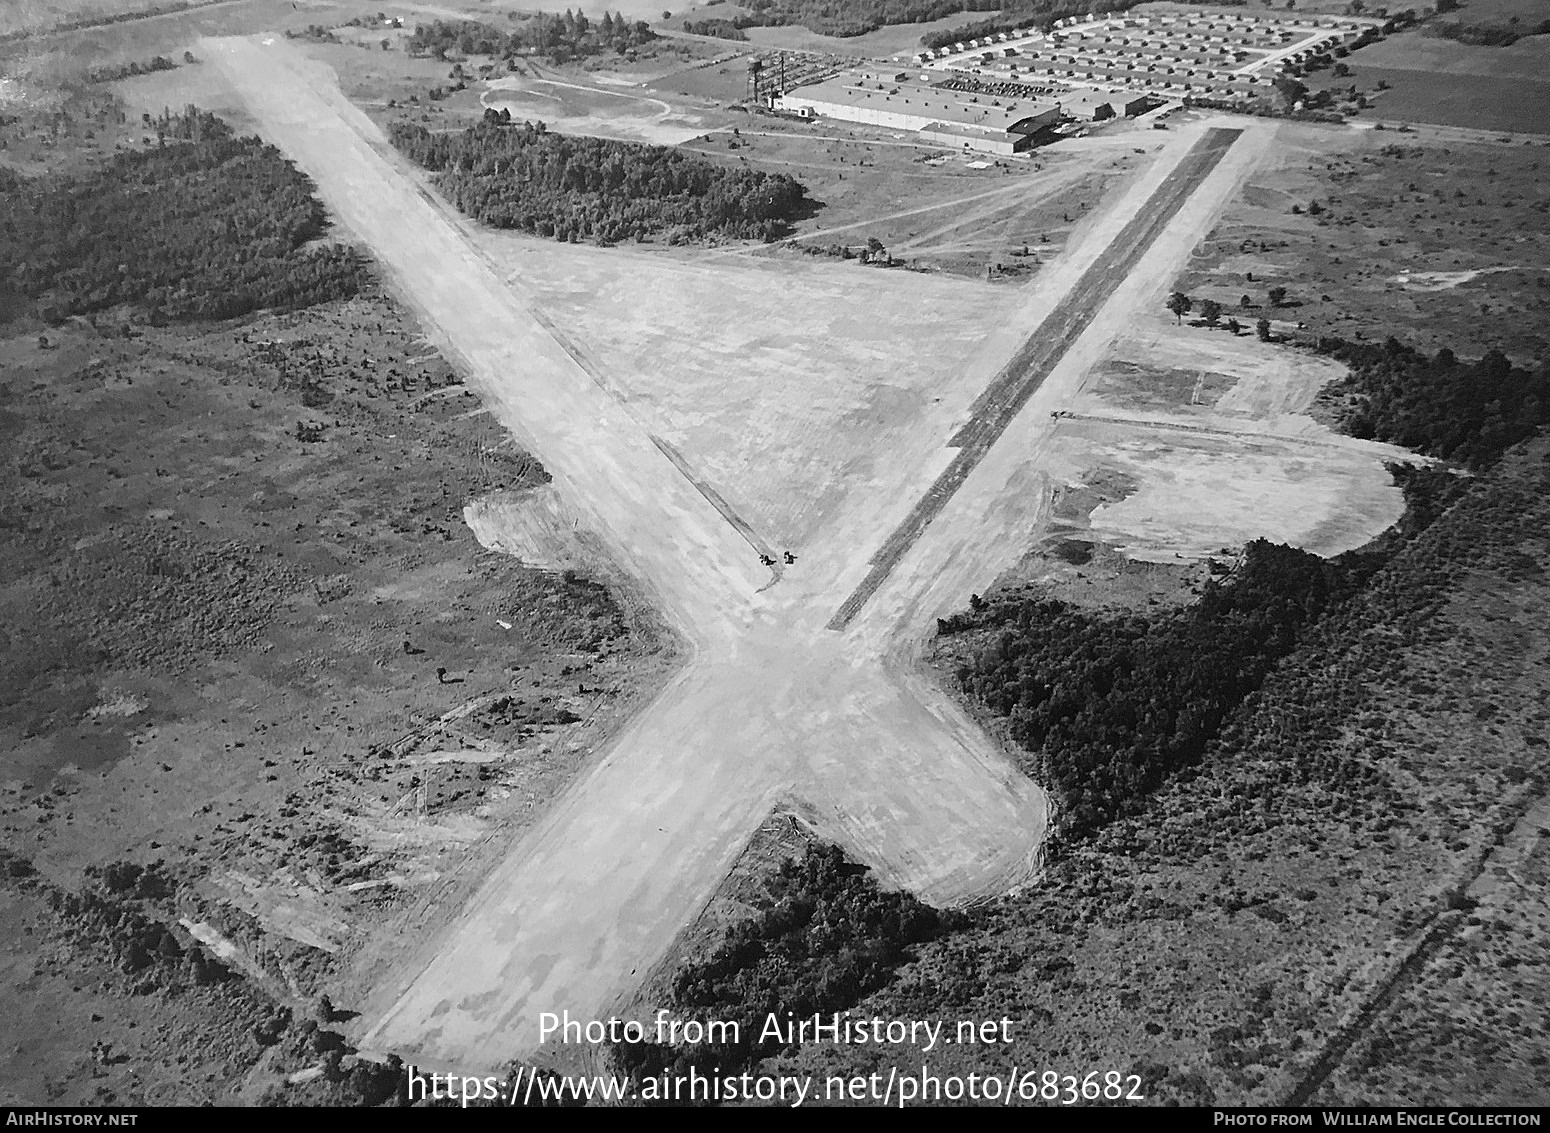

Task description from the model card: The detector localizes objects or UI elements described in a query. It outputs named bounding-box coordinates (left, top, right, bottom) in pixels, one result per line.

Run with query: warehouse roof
left=783, top=71, right=1059, bottom=133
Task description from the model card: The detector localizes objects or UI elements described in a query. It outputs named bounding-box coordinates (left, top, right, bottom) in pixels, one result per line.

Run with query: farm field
left=1321, top=7, right=1550, bottom=134
left=1357, top=27, right=1550, bottom=77
left=1358, top=67, right=1550, bottom=135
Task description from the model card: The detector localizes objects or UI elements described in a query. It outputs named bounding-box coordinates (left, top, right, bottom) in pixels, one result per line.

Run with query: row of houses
left=920, top=7, right=1382, bottom=101
left=914, top=27, right=1041, bottom=65
left=966, top=55, right=1274, bottom=101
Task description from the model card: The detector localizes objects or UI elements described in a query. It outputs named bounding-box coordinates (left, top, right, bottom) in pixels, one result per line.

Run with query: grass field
left=1359, top=66, right=1550, bottom=134
left=646, top=53, right=756, bottom=103
left=1137, top=0, right=1376, bottom=16
left=674, top=126, right=1141, bottom=277
left=1331, top=21, right=1550, bottom=133
left=658, top=0, right=1012, bottom=55
left=0, top=0, right=127, bottom=37
left=0, top=0, right=374, bottom=81
left=0, top=0, right=205, bottom=38
left=741, top=10, right=1002, bottom=56
left=1357, top=27, right=1550, bottom=76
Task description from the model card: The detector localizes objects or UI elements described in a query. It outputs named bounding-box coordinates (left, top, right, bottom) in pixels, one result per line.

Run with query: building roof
left=782, top=70, right=1058, bottom=134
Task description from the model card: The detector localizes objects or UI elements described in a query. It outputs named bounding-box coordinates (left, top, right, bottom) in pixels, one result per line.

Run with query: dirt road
left=209, top=35, right=1266, bottom=1068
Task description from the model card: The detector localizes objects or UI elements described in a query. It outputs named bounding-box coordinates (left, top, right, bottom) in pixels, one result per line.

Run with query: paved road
left=209, top=35, right=1254, bottom=1069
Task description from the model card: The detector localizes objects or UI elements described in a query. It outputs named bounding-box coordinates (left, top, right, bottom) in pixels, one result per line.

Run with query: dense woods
left=613, top=843, right=944, bottom=1079
left=407, top=13, right=654, bottom=63
left=1316, top=336, right=1549, bottom=469
left=0, top=108, right=368, bottom=323
left=389, top=119, right=808, bottom=244
left=943, top=540, right=1370, bottom=843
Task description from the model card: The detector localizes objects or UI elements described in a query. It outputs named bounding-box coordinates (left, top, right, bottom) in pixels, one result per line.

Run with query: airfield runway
left=829, top=127, right=1241, bottom=630
left=210, top=35, right=1265, bottom=1068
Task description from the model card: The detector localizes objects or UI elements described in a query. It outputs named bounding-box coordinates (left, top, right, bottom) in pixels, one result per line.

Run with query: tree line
left=389, top=118, right=808, bottom=245
left=1314, top=336, right=1548, bottom=470
left=407, top=12, right=654, bottom=63
left=611, top=842, right=945, bottom=1083
left=1425, top=16, right=1550, bottom=47
left=83, top=55, right=177, bottom=84
left=682, top=18, right=750, bottom=40
left=940, top=539, right=1370, bottom=843
left=0, top=108, right=368, bottom=324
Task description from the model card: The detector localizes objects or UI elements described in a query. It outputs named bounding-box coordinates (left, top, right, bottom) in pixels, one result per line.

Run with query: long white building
left=775, top=70, right=1060, bottom=154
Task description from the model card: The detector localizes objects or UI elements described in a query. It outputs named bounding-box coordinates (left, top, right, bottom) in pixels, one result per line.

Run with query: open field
left=1325, top=6, right=1550, bottom=134
left=1357, top=27, right=1550, bottom=77
left=645, top=53, right=758, bottom=103
left=481, top=72, right=712, bottom=144
left=0, top=0, right=234, bottom=39
left=1175, top=123, right=1550, bottom=365
left=0, top=289, right=677, bottom=1103
left=1358, top=67, right=1550, bottom=135
left=1428, top=0, right=1550, bottom=18
left=654, top=0, right=1017, bottom=55
left=0, top=0, right=144, bottom=38
left=683, top=128, right=1146, bottom=278
left=741, top=10, right=994, bottom=56
left=1325, top=28, right=1550, bottom=135
left=0, top=0, right=377, bottom=75
left=476, top=235, right=1027, bottom=549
